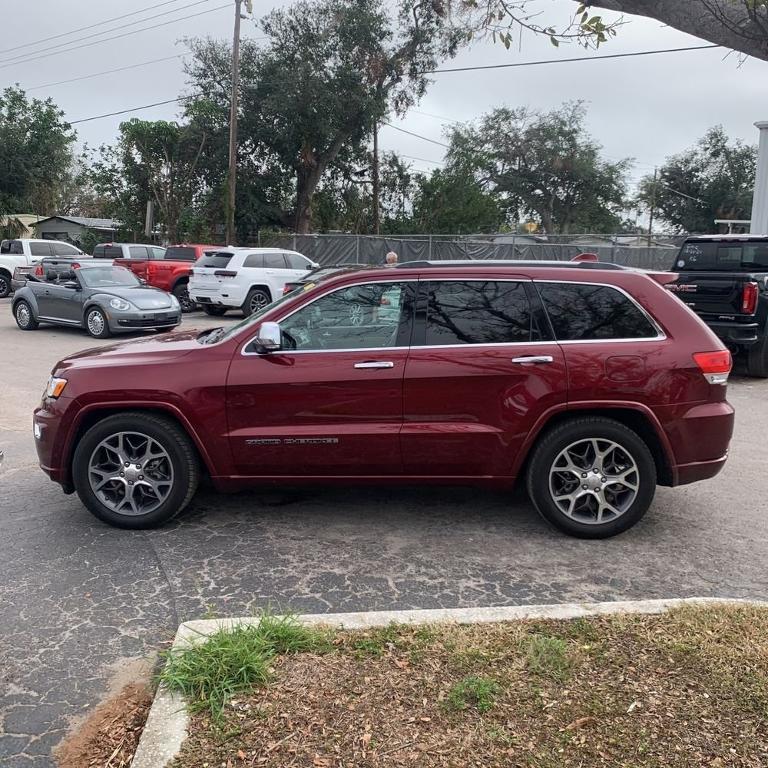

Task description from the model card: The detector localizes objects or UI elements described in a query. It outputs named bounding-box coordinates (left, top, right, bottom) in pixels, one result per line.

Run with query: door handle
left=354, top=361, right=394, bottom=369
left=511, top=355, right=554, bottom=365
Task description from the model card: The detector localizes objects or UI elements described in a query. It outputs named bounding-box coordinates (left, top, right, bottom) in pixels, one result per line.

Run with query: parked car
left=12, top=261, right=181, bottom=338
left=12, top=253, right=92, bottom=292
left=668, top=234, right=768, bottom=377
left=33, top=260, right=733, bottom=538
left=189, top=248, right=318, bottom=316
left=0, top=239, right=85, bottom=298
left=93, top=243, right=167, bottom=261
left=110, top=243, right=217, bottom=313
left=282, top=264, right=365, bottom=295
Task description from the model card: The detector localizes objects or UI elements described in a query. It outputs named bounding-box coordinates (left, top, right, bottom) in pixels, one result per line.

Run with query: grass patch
left=158, top=613, right=327, bottom=721
left=171, top=605, right=768, bottom=767
left=444, top=675, right=500, bottom=713
left=524, top=633, right=571, bottom=681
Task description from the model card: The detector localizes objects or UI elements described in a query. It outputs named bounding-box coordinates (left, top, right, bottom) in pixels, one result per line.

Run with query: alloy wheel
left=249, top=292, right=269, bottom=314
left=87, top=310, right=106, bottom=336
left=87, top=431, right=174, bottom=516
left=548, top=438, right=639, bottom=525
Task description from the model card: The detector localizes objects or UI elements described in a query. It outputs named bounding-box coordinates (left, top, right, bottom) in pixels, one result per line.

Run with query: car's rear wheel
left=14, top=300, right=38, bottom=330
left=746, top=336, right=768, bottom=378
left=72, top=412, right=200, bottom=529
left=242, top=287, right=271, bottom=316
left=526, top=417, right=656, bottom=539
left=0, top=272, right=10, bottom=298
left=85, top=307, right=111, bottom=338
left=202, top=305, right=228, bottom=316
left=173, top=282, right=196, bottom=313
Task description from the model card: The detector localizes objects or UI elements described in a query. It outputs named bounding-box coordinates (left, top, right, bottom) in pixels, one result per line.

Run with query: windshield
left=165, top=246, right=197, bottom=261
left=201, top=286, right=307, bottom=345
left=677, top=240, right=768, bottom=271
left=78, top=266, right=141, bottom=288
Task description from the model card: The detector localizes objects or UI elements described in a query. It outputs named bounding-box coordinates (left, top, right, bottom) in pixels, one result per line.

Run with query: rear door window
left=30, top=242, right=53, bottom=257
left=537, top=283, right=658, bottom=340
left=423, top=280, right=535, bottom=345
left=197, top=252, right=233, bottom=269
left=129, top=246, right=149, bottom=259
left=52, top=242, right=80, bottom=256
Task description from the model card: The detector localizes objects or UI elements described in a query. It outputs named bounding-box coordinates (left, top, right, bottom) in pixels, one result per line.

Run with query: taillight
left=214, top=270, right=238, bottom=277
left=283, top=284, right=295, bottom=295
left=72, top=262, right=81, bottom=270
left=741, top=282, right=758, bottom=314
left=34, top=265, right=44, bottom=276
left=693, top=350, right=732, bottom=385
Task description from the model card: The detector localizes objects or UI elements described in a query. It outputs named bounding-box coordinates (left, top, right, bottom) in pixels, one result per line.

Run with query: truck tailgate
left=670, top=271, right=755, bottom=317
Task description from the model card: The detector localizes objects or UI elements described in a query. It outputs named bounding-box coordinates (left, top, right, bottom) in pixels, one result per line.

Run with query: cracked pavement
left=0, top=299, right=767, bottom=766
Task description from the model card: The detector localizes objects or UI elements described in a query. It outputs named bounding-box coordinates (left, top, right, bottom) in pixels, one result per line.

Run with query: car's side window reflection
left=281, top=283, right=406, bottom=351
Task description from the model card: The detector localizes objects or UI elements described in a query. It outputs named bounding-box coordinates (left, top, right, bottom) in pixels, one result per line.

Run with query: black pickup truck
left=669, top=235, right=768, bottom=376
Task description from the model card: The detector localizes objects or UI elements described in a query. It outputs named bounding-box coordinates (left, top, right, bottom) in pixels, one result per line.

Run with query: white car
left=189, top=248, right=318, bottom=316
left=0, top=238, right=85, bottom=298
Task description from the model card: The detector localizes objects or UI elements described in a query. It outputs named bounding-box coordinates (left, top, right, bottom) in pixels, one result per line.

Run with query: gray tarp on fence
left=259, top=233, right=681, bottom=271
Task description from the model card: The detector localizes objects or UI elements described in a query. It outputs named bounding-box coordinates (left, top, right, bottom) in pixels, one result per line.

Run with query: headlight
left=44, top=377, right=68, bottom=399
left=109, top=298, right=132, bottom=311
left=169, top=294, right=180, bottom=309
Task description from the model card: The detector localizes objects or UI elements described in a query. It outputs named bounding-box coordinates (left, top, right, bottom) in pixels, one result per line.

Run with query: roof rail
left=394, top=259, right=627, bottom=271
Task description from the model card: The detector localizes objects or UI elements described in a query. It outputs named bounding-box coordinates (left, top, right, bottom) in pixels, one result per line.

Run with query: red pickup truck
left=112, top=244, right=218, bottom=312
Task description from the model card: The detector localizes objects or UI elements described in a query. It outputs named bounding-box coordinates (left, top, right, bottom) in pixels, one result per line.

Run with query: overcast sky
left=3, top=0, right=768, bottom=191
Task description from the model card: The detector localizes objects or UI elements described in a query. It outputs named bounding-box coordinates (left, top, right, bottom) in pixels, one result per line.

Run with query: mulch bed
left=55, top=683, right=153, bottom=768
left=171, top=605, right=768, bottom=767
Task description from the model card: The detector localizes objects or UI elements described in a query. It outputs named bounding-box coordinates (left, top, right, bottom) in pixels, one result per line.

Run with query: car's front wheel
left=526, top=417, right=656, bottom=539
left=14, top=300, right=39, bottom=330
left=85, top=307, right=111, bottom=338
left=72, top=412, right=200, bottom=529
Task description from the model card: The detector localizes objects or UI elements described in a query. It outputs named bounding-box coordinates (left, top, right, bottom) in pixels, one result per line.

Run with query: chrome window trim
left=241, top=277, right=415, bottom=356
left=534, top=279, right=667, bottom=343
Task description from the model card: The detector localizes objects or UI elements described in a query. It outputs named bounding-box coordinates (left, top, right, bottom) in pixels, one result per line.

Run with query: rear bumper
left=11, top=277, right=27, bottom=292
left=663, top=400, right=735, bottom=486
left=704, top=320, right=760, bottom=346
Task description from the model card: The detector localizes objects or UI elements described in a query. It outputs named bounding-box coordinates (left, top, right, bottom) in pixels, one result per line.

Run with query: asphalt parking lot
left=1, top=298, right=767, bottom=767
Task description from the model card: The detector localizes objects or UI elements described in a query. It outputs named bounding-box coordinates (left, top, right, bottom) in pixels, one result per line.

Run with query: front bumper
left=107, top=310, right=181, bottom=332
left=34, top=398, right=76, bottom=492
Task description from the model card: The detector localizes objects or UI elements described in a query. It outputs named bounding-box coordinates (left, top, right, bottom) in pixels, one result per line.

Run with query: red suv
left=33, top=261, right=734, bottom=538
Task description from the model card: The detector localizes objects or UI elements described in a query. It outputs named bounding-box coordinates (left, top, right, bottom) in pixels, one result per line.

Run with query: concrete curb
left=131, top=597, right=761, bottom=768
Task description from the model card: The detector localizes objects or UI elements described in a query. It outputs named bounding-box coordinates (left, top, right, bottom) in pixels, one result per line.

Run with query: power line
left=425, top=44, right=720, bottom=74
left=27, top=55, right=187, bottom=92
left=0, top=3, right=230, bottom=71
left=383, top=123, right=450, bottom=148
left=0, top=0, right=219, bottom=66
left=70, top=95, right=198, bottom=125
left=0, top=0, right=187, bottom=55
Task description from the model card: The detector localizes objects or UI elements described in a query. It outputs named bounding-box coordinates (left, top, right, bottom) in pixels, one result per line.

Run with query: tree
left=0, top=87, right=75, bottom=216
left=446, top=102, right=630, bottom=234
left=453, top=1, right=768, bottom=61
left=118, top=119, right=207, bottom=243
left=412, top=168, right=504, bottom=233
left=187, top=0, right=462, bottom=235
left=637, top=126, right=756, bottom=233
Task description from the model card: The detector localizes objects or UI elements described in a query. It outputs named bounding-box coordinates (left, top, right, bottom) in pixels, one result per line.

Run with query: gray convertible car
left=12, top=262, right=182, bottom=338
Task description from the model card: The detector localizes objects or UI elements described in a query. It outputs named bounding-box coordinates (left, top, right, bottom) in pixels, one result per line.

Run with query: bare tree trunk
left=586, top=0, right=768, bottom=61
left=295, top=166, right=323, bottom=234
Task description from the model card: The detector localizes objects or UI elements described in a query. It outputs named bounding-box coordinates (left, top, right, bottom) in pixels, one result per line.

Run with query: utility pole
left=371, top=120, right=380, bottom=235
left=226, top=0, right=243, bottom=246
left=647, top=167, right=658, bottom=247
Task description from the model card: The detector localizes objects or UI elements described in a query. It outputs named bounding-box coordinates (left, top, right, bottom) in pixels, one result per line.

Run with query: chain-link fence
left=256, top=232, right=685, bottom=271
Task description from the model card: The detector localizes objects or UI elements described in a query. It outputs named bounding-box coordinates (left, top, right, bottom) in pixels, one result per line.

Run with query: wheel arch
left=515, top=405, right=675, bottom=487
left=247, top=284, right=273, bottom=301
left=65, top=404, right=215, bottom=482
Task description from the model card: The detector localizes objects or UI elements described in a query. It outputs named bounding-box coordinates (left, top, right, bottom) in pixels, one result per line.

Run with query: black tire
left=203, top=305, right=228, bottom=316
left=242, top=287, right=271, bottom=316
left=173, top=282, right=196, bottom=313
left=0, top=272, right=11, bottom=299
left=526, top=417, right=656, bottom=539
left=72, top=412, right=200, bottom=529
left=746, top=336, right=768, bottom=378
left=84, top=307, right=111, bottom=338
left=14, top=300, right=39, bottom=330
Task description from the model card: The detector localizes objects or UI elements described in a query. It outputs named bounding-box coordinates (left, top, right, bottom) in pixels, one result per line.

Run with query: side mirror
left=139, top=278, right=148, bottom=285
left=62, top=281, right=79, bottom=290
left=254, top=321, right=282, bottom=353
